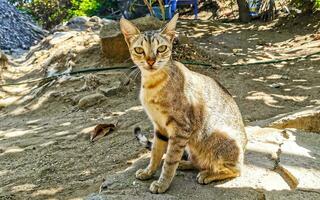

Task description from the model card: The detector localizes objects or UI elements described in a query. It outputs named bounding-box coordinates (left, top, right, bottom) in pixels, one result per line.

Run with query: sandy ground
left=0, top=14, right=320, bottom=199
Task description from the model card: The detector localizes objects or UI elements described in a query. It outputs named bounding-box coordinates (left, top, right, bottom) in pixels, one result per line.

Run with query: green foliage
left=315, top=0, right=320, bottom=10
left=8, top=0, right=118, bottom=30
left=69, top=0, right=100, bottom=16
left=290, top=0, right=320, bottom=12
left=27, top=0, right=72, bottom=30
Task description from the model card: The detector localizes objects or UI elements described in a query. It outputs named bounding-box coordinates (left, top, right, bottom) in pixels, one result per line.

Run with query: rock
left=78, top=93, right=106, bottom=109
left=269, top=83, right=284, bottom=88
left=99, top=16, right=165, bottom=63
left=66, top=16, right=91, bottom=31
left=264, top=190, right=320, bottom=200
left=53, top=16, right=110, bottom=33
left=218, top=127, right=290, bottom=191
left=98, top=81, right=127, bottom=97
left=89, top=16, right=101, bottom=23
left=277, top=130, right=320, bottom=190
left=0, top=0, right=45, bottom=52
left=49, top=32, right=75, bottom=46
left=99, top=86, right=122, bottom=97
left=250, top=106, right=320, bottom=132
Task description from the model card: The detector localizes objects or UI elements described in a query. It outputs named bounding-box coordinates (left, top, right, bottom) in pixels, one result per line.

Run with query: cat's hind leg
left=196, top=162, right=241, bottom=184
left=178, top=160, right=196, bottom=170
left=194, top=129, right=244, bottom=184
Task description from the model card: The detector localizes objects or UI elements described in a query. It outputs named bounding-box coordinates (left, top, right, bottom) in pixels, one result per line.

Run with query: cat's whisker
left=133, top=68, right=141, bottom=82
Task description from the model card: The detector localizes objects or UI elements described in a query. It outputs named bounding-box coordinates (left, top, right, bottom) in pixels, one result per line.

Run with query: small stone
left=78, top=93, right=106, bottom=109
left=281, top=75, right=289, bottom=80
left=269, top=83, right=284, bottom=88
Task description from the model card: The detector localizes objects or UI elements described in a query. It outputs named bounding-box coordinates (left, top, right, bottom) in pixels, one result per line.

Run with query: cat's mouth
left=144, top=66, right=157, bottom=72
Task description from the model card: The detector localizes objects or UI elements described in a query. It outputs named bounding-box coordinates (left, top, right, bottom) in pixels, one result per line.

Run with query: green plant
left=27, top=0, right=73, bottom=29
left=315, top=0, right=320, bottom=10
left=290, top=0, right=320, bottom=12
left=8, top=0, right=120, bottom=29
left=69, top=0, right=100, bottom=16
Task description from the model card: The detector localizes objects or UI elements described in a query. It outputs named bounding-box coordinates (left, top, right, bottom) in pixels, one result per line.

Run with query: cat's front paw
left=135, top=168, right=153, bottom=180
left=149, top=180, right=170, bottom=194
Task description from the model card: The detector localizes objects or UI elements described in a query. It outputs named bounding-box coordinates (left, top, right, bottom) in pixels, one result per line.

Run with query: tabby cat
left=120, top=14, right=247, bottom=194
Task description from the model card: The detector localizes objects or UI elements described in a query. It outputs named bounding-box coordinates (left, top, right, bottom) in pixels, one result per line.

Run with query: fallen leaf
left=90, top=123, right=117, bottom=142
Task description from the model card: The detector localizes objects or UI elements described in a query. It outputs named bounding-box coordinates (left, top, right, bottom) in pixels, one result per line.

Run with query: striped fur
left=120, top=14, right=247, bottom=194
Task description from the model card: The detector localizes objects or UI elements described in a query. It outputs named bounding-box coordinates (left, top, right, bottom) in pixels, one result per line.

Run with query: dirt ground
left=0, top=14, right=319, bottom=199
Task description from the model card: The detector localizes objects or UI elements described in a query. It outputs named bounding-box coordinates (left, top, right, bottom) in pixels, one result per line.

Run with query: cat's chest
left=140, top=89, right=170, bottom=127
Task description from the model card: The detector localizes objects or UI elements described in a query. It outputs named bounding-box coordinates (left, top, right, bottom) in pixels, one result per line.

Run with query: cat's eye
left=157, top=45, right=167, bottom=53
left=134, top=47, right=144, bottom=54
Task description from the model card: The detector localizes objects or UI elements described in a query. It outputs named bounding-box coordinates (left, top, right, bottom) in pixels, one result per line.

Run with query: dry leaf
left=90, top=123, right=116, bottom=142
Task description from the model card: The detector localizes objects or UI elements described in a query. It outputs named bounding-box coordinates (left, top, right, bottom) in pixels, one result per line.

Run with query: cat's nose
left=147, top=59, right=155, bottom=66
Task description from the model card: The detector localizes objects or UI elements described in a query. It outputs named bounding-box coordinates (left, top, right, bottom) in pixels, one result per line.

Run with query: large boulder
left=99, top=16, right=165, bottom=63
left=0, top=0, right=45, bottom=52
left=250, top=106, right=320, bottom=133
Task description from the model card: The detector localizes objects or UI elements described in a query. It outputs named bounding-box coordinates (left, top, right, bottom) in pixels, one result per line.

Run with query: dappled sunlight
left=40, top=140, right=56, bottom=147
left=190, top=32, right=205, bottom=38
left=60, top=122, right=72, bottom=126
left=111, top=105, right=144, bottom=117
left=294, top=85, right=314, bottom=90
left=271, top=94, right=308, bottom=102
left=310, top=99, right=320, bottom=105
left=282, top=140, right=315, bottom=159
left=216, top=163, right=290, bottom=191
left=0, top=95, right=20, bottom=107
left=281, top=165, right=320, bottom=190
left=31, top=186, right=63, bottom=197
left=0, top=126, right=42, bottom=138
left=246, top=91, right=283, bottom=108
left=27, top=119, right=42, bottom=125
left=0, top=169, right=11, bottom=176
left=11, top=183, right=37, bottom=193
left=55, top=130, right=70, bottom=136
left=0, top=146, right=25, bottom=155
left=23, top=90, right=52, bottom=111
left=246, top=91, right=309, bottom=108
left=266, top=74, right=283, bottom=80
left=126, top=106, right=144, bottom=112
left=0, top=128, right=31, bottom=138
left=292, top=79, right=307, bottom=82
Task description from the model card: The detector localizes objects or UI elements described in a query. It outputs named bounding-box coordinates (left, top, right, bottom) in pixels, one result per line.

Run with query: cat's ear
left=161, top=13, right=179, bottom=42
left=120, top=17, right=140, bottom=45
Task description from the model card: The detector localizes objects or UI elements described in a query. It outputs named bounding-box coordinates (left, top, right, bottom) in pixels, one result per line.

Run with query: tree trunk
left=237, top=0, right=251, bottom=23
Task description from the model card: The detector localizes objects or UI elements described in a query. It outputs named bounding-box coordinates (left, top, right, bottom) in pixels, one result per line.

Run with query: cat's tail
left=133, top=127, right=152, bottom=150
left=133, top=127, right=189, bottom=160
